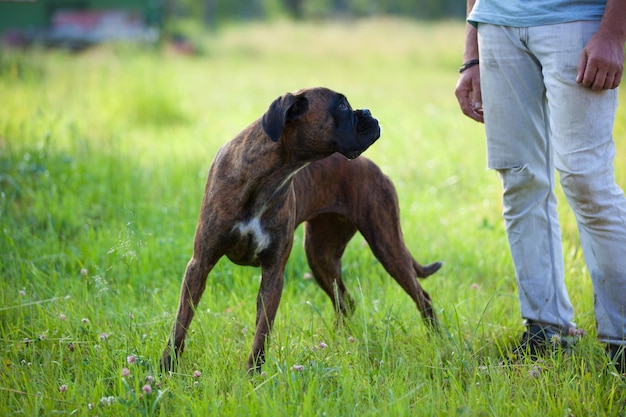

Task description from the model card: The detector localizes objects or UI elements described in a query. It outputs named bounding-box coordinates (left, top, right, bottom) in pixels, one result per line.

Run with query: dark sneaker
left=511, top=324, right=576, bottom=360
left=606, top=344, right=625, bottom=375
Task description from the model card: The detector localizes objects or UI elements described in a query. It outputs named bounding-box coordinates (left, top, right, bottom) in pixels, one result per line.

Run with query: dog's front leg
left=247, top=220, right=294, bottom=373
left=161, top=254, right=216, bottom=372
left=247, top=264, right=286, bottom=373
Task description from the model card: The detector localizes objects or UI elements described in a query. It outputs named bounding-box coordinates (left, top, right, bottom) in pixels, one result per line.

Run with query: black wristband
left=459, top=59, right=479, bottom=73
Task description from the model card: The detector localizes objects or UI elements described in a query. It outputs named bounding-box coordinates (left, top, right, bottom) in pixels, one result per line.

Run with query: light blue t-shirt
left=468, top=0, right=606, bottom=27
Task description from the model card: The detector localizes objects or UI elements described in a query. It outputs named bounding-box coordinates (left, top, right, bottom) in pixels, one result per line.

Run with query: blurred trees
left=163, top=0, right=465, bottom=26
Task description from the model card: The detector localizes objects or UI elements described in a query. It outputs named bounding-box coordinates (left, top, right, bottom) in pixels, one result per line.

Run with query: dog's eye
left=338, top=101, right=349, bottom=111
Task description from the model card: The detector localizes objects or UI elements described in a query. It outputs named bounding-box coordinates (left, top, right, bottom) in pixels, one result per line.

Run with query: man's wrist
left=459, top=59, right=480, bottom=73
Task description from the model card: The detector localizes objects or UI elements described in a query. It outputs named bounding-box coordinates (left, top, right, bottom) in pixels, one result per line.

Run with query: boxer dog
left=161, top=87, right=442, bottom=373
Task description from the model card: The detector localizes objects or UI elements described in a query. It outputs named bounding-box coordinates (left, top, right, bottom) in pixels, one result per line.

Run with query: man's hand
left=577, top=30, right=625, bottom=91
left=455, top=65, right=484, bottom=123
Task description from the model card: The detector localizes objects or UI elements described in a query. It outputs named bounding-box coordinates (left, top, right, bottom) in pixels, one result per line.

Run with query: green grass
left=1, top=18, right=625, bottom=416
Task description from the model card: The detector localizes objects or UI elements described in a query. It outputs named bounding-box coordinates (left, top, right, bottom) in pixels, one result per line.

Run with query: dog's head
left=261, top=87, right=381, bottom=160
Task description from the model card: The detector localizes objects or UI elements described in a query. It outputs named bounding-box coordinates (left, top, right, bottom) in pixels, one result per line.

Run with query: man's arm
left=462, top=0, right=479, bottom=62
left=455, top=0, right=484, bottom=122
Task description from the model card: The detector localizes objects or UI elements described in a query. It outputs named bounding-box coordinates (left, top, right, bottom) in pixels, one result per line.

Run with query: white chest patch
left=235, top=217, right=271, bottom=255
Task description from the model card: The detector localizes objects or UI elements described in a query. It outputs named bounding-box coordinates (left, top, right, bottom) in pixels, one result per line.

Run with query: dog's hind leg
left=355, top=181, right=442, bottom=329
left=364, top=229, right=441, bottom=329
left=304, top=213, right=357, bottom=316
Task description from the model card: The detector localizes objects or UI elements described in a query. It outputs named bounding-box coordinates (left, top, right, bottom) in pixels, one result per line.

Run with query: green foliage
left=1, top=19, right=625, bottom=416
left=165, top=0, right=464, bottom=24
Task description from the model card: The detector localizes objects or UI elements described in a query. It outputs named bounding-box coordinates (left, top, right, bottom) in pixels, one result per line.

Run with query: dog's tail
left=414, top=260, right=442, bottom=278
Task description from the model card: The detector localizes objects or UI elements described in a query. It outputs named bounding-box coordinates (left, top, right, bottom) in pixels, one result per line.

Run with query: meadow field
left=1, top=18, right=625, bottom=416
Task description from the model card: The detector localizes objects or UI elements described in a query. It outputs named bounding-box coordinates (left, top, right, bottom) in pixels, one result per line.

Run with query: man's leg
left=533, top=21, right=626, bottom=352
left=478, top=24, right=576, bottom=338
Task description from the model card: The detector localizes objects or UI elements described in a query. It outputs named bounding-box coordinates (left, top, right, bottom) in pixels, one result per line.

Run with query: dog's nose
left=361, top=109, right=372, bottom=117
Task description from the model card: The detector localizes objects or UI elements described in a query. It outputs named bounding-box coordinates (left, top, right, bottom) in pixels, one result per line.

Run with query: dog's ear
left=262, top=93, right=310, bottom=142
